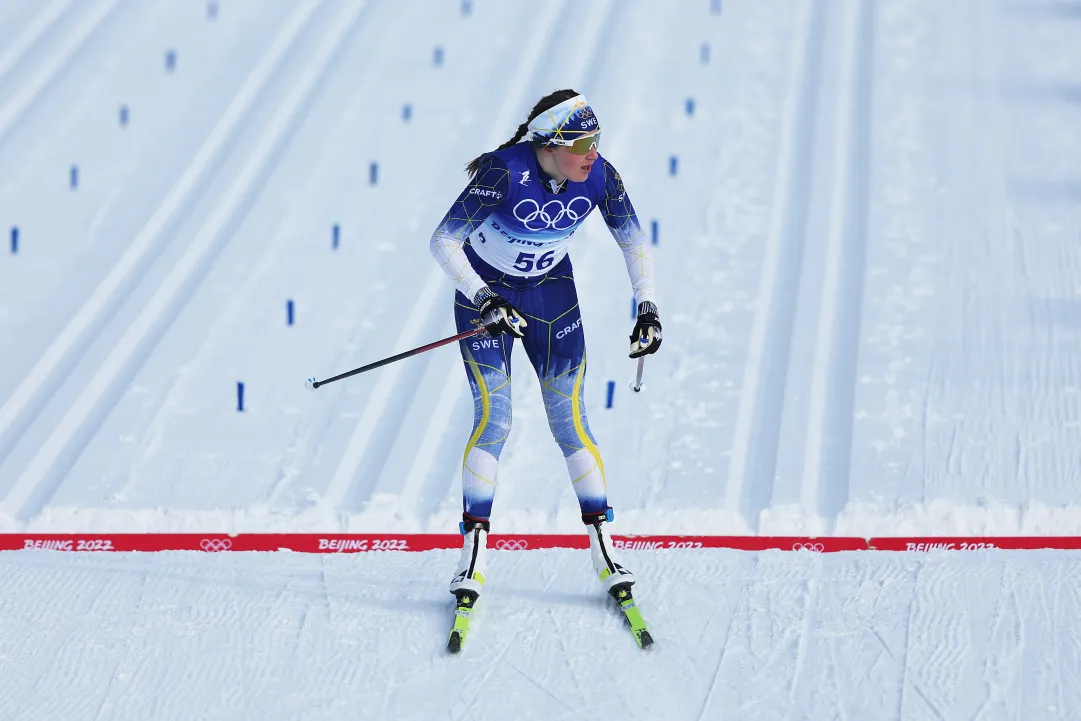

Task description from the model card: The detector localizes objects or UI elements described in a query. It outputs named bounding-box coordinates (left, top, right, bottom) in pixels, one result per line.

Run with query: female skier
left=429, top=89, right=661, bottom=600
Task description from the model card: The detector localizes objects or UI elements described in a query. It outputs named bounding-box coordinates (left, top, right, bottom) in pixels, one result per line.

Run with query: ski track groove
left=507, top=658, right=576, bottom=715
left=898, top=561, right=947, bottom=721
left=89, top=569, right=148, bottom=721
left=0, top=0, right=322, bottom=476
left=453, top=608, right=517, bottom=720
left=0, top=0, right=72, bottom=89
left=323, top=0, right=576, bottom=515
left=823, top=584, right=851, bottom=721
left=1053, top=562, right=1066, bottom=716
left=127, top=1, right=386, bottom=510
left=0, top=0, right=120, bottom=145
left=2, top=0, right=369, bottom=523
left=133, top=148, right=333, bottom=504
left=920, top=555, right=963, bottom=715
left=545, top=605, right=589, bottom=709
left=694, top=575, right=749, bottom=721
left=799, top=0, right=875, bottom=528
left=724, top=0, right=827, bottom=531
left=785, top=572, right=818, bottom=719
left=894, top=562, right=918, bottom=721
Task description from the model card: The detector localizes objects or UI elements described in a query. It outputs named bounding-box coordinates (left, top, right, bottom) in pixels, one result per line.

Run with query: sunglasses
left=549, top=131, right=600, bottom=155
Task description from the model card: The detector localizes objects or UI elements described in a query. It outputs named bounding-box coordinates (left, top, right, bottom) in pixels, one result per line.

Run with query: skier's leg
left=455, top=290, right=515, bottom=522
left=518, top=273, right=635, bottom=590
left=450, top=290, right=514, bottom=595
left=518, top=273, right=607, bottom=514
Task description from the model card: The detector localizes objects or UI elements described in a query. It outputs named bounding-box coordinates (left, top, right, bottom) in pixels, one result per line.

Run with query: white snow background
left=1, top=0, right=1080, bottom=718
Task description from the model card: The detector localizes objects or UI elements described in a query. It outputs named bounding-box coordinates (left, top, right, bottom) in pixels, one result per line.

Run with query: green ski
left=447, top=590, right=478, bottom=654
left=611, top=584, right=654, bottom=649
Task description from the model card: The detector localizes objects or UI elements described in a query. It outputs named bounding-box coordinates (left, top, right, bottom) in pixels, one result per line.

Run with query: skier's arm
left=429, top=155, right=510, bottom=303
left=599, top=158, right=657, bottom=306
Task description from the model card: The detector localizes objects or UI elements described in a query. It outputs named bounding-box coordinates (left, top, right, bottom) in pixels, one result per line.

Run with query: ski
left=610, top=583, right=654, bottom=649
left=447, top=586, right=649, bottom=651
left=447, top=590, right=478, bottom=654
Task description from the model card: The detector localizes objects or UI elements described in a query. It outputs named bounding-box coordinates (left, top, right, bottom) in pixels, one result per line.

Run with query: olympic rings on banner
left=494, top=539, right=529, bottom=551
left=791, top=542, right=825, bottom=552
left=512, top=196, right=592, bottom=231
left=200, top=538, right=233, bottom=552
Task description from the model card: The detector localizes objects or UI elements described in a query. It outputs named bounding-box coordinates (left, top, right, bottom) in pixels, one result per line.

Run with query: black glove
left=475, top=287, right=527, bottom=338
left=629, top=301, right=662, bottom=358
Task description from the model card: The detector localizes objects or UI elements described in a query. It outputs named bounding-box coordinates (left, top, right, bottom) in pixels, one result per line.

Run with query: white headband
left=525, top=94, right=599, bottom=146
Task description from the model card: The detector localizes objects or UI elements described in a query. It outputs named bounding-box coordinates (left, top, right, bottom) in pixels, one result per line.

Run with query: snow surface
left=2, top=0, right=1081, bottom=716
left=2, top=548, right=1080, bottom=720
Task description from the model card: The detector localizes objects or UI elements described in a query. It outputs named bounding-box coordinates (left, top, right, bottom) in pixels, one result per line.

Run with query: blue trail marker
left=119, top=105, right=129, bottom=126
left=606, top=381, right=616, bottom=409
left=70, top=165, right=79, bottom=189
left=369, top=162, right=378, bottom=185
left=287, top=299, right=295, bottom=326
left=332, top=223, right=340, bottom=249
left=651, top=219, right=659, bottom=245
left=10, top=227, right=17, bottom=254
left=433, top=46, right=444, bottom=66
left=402, top=103, right=412, bottom=122
left=685, top=97, right=695, bottom=116
left=700, top=43, right=710, bottom=64
left=166, top=50, right=177, bottom=72
left=237, top=382, right=245, bottom=412
left=669, top=155, right=679, bottom=176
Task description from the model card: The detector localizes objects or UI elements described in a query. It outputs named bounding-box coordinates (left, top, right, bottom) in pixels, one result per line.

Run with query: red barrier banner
left=8, top=534, right=1081, bottom=554
left=869, top=537, right=1081, bottom=551
left=2, top=534, right=463, bottom=553
left=11, top=535, right=222, bottom=552
left=0, top=533, right=868, bottom=553
left=612, top=536, right=867, bottom=552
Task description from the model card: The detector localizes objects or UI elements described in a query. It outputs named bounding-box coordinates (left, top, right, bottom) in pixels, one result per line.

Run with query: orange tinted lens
left=569, top=132, right=600, bottom=155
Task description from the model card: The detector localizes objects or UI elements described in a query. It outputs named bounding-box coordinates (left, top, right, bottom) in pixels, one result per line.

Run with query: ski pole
left=306, top=326, right=487, bottom=390
left=631, top=357, right=646, bottom=393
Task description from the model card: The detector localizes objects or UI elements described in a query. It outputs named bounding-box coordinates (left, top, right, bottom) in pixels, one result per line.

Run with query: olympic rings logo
left=791, top=542, right=825, bottom=552
left=494, top=539, right=529, bottom=550
left=200, top=538, right=233, bottom=552
left=512, top=196, right=592, bottom=231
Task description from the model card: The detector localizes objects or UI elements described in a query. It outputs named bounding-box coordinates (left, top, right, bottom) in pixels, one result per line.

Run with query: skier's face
left=552, top=142, right=599, bottom=183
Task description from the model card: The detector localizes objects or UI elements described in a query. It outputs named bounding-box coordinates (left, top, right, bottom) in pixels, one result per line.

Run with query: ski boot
left=585, top=509, right=653, bottom=648
left=449, top=516, right=489, bottom=596
left=584, top=509, right=636, bottom=593
left=448, top=516, right=488, bottom=653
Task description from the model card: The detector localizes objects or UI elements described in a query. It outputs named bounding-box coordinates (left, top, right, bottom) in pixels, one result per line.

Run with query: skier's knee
left=550, top=418, right=594, bottom=455
left=471, top=414, right=511, bottom=457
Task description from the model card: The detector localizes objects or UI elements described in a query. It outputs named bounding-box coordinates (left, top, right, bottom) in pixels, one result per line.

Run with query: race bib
left=468, top=196, right=593, bottom=276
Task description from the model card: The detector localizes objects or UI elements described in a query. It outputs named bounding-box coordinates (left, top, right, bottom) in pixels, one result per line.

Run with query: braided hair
left=465, top=88, right=581, bottom=177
